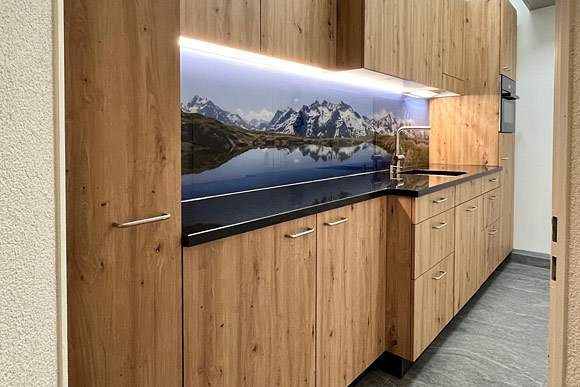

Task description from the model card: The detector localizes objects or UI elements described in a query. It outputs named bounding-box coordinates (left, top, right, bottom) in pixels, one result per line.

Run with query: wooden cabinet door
left=454, top=196, right=484, bottom=314
left=261, top=0, right=336, bottom=68
left=500, top=0, right=518, bottom=79
left=184, top=217, right=317, bottom=387
left=180, top=0, right=261, bottom=51
left=442, top=0, right=465, bottom=81
left=412, top=253, right=455, bottom=360
left=65, top=0, right=182, bottom=385
left=316, top=199, right=387, bottom=386
left=485, top=220, right=502, bottom=276
left=500, top=133, right=516, bottom=261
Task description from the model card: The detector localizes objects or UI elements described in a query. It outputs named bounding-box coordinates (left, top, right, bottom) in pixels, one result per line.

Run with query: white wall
left=510, top=0, right=555, bottom=255
left=0, top=0, right=60, bottom=385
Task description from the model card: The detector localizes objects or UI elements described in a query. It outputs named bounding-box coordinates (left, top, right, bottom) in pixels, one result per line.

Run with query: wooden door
left=184, top=217, right=317, bottom=387
left=180, top=0, right=261, bottom=51
left=442, top=0, right=465, bottom=82
left=485, top=220, right=502, bottom=276
left=261, top=0, right=337, bottom=68
left=500, top=133, right=516, bottom=261
left=316, top=199, right=387, bottom=386
left=454, top=196, right=484, bottom=314
left=500, top=0, right=517, bottom=79
left=65, top=0, right=182, bottom=385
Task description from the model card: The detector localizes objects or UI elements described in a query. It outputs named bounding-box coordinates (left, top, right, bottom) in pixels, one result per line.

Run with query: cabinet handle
left=285, top=228, right=315, bottom=239
left=501, top=157, right=510, bottom=160
left=432, top=222, right=448, bottom=230
left=489, top=196, right=498, bottom=201
left=488, top=229, right=499, bottom=235
left=466, top=206, right=478, bottom=212
left=432, top=271, right=447, bottom=280
left=432, top=197, right=448, bottom=204
left=324, top=217, right=349, bottom=226
left=503, top=66, right=512, bottom=71
left=112, top=213, right=171, bottom=228
left=489, top=178, right=499, bottom=182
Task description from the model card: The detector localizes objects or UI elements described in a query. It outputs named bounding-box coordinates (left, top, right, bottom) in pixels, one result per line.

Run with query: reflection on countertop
left=182, top=164, right=501, bottom=247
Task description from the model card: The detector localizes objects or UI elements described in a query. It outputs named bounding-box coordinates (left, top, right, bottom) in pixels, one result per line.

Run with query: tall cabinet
left=65, top=0, right=182, bottom=385
left=500, top=134, right=516, bottom=259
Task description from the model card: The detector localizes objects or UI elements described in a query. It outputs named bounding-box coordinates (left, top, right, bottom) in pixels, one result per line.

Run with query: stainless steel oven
left=500, top=75, right=519, bottom=133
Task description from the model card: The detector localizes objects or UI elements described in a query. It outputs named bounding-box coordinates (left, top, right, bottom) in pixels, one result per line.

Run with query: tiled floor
left=353, top=257, right=550, bottom=387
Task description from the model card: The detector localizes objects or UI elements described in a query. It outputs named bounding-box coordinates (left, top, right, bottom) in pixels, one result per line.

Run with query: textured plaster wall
left=566, top=1, right=580, bottom=383
left=0, top=0, right=58, bottom=385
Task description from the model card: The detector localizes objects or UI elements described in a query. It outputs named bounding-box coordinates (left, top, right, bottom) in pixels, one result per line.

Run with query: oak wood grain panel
left=336, top=0, right=365, bottom=69
left=483, top=172, right=501, bottom=193
left=180, top=0, right=261, bottom=51
left=184, top=217, right=317, bottom=387
left=261, top=0, right=337, bottom=68
left=484, top=220, right=502, bottom=279
left=412, top=209, right=455, bottom=279
left=412, top=186, right=456, bottom=224
left=442, top=74, right=465, bottom=95
left=65, top=0, right=182, bottom=385
left=500, top=0, right=517, bottom=79
left=386, top=196, right=413, bottom=360
left=317, top=199, right=387, bottom=386
left=442, top=0, right=465, bottom=81
left=456, top=177, right=484, bottom=205
left=364, top=0, right=412, bottom=80
left=454, top=196, right=484, bottom=314
left=411, top=253, right=455, bottom=360
left=483, top=188, right=502, bottom=228
left=499, top=133, right=515, bottom=260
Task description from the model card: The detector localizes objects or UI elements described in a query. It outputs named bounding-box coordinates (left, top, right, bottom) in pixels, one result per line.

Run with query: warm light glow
left=179, top=36, right=456, bottom=98
left=179, top=36, right=324, bottom=77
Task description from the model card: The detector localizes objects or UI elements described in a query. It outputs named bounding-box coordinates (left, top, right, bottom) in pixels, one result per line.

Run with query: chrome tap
left=390, top=126, right=431, bottom=180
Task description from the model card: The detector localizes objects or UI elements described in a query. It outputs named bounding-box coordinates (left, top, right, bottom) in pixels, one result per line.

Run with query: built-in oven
left=500, top=75, right=519, bottom=133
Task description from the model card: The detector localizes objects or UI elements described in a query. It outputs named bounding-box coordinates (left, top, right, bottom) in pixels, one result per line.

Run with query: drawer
left=483, top=172, right=501, bottom=193
left=456, top=177, right=484, bottom=205
left=412, top=186, right=456, bottom=224
left=484, top=220, right=501, bottom=281
left=483, top=188, right=501, bottom=228
left=411, top=253, right=454, bottom=360
left=412, top=209, right=455, bottom=279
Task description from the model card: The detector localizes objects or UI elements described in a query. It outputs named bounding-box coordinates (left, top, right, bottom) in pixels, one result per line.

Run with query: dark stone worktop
left=182, top=164, right=502, bottom=247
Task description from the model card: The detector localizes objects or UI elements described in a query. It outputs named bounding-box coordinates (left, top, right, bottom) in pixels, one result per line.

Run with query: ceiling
left=522, top=0, right=555, bottom=10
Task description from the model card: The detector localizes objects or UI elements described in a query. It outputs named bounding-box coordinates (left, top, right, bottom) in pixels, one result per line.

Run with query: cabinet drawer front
left=412, top=253, right=455, bottom=360
left=412, top=209, right=455, bottom=279
left=484, top=220, right=502, bottom=280
left=484, top=188, right=502, bottom=228
left=483, top=172, right=501, bottom=193
left=413, top=187, right=456, bottom=224
left=456, top=177, right=484, bottom=205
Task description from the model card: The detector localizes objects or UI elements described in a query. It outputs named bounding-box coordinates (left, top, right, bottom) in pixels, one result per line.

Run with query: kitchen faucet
left=390, top=126, right=432, bottom=180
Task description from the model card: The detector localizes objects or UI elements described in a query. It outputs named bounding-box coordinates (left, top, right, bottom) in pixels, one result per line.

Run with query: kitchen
left=1, top=0, right=576, bottom=386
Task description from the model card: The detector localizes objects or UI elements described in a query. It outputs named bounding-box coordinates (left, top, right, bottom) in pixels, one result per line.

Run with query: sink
left=401, top=169, right=467, bottom=177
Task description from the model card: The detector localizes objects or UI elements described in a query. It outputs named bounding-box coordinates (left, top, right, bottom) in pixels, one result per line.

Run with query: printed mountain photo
left=181, top=49, right=430, bottom=200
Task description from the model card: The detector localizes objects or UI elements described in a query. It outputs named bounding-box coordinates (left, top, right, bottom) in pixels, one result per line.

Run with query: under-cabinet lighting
left=405, top=89, right=440, bottom=99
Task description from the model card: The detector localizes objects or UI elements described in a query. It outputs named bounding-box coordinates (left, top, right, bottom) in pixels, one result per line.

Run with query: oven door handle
left=502, top=91, right=520, bottom=100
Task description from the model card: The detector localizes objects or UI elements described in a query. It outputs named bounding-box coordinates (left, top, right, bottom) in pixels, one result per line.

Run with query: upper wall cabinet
left=500, top=0, right=518, bottom=79
left=180, top=0, right=261, bottom=51
left=261, top=0, right=337, bottom=68
left=337, top=0, right=465, bottom=94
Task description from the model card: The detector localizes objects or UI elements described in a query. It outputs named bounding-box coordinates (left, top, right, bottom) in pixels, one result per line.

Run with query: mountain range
left=181, top=95, right=425, bottom=139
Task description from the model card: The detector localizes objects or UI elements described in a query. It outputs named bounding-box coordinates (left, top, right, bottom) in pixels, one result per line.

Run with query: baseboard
left=510, top=249, right=551, bottom=269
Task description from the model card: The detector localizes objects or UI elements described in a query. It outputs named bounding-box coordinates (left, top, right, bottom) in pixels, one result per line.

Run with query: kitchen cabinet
left=484, top=188, right=502, bottom=228
left=485, top=220, right=502, bottom=276
left=65, top=0, right=182, bottom=385
left=500, top=0, right=518, bottom=79
left=412, top=209, right=455, bottom=279
left=454, top=196, right=484, bottom=314
left=500, top=133, right=516, bottom=260
left=261, top=0, right=337, bottom=68
left=316, top=198, right=387, bottom=386
left=338, top=0, right=465, bottom=93
left=180, top=0, right=261, bottom=51
left=183, top=216, right=317, bottom=386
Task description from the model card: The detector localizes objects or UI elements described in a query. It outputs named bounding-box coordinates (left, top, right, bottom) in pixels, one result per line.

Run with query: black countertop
left=182, top=164, right=501, bottom=247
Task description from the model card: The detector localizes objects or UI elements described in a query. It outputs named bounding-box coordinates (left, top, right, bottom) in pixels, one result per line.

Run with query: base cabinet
left=485, top=220, right=502, bottom=276
left=500, top=133, right=516, bottom=260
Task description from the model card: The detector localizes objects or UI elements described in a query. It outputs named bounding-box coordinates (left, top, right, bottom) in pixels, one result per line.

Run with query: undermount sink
left=401, top=169, right=467, bottom=177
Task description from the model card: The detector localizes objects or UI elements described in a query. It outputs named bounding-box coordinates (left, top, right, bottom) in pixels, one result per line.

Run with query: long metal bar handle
left=432, top=222, right=448, bottom=230
left=432, top=271, right=447, bottom=280
left=488, top=229, right=499, bottom=235
left=285, top=228, right=315, bottom=239
left=432, top=197, right=448, bottom=204
left=466, top=206, right=478, bottom=212
left=501, top=157, right=510, bottom=160
left=324, top=217, right=349, bottom=226
left=113, top=213, right=171, bottom=228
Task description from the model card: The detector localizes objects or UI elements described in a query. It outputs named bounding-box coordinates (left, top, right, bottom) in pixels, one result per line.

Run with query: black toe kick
left=375, top=351, right=413, bottom=379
